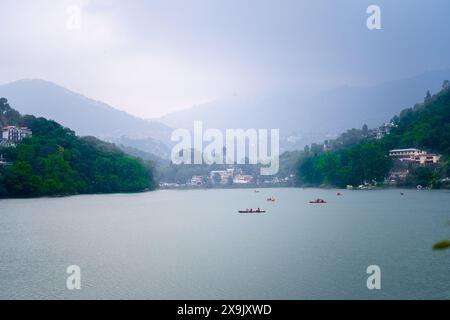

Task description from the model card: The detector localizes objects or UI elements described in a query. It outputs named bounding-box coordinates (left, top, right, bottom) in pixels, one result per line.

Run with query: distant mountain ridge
left=159, top=69, right=450, bottom=150
left=0, top=79, right=173, bottom=158
left=2, top=70, right=450, bottom=158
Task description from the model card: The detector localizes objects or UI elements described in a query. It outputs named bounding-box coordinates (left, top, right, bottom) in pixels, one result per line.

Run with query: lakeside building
left=389, top=148, right=441, bottom=164
left=412, top=153, right=441, bottom=165
left=159, top=182, right=185, bottom=188
left=209, top=169, right=235, bottom=184
left=233, top=175, right=253, bottom=184
left=1, top=126, right=32, bottom=144
left=190, top=176, right=204, bottom=186
left=388, top=170, right=410, bottom=181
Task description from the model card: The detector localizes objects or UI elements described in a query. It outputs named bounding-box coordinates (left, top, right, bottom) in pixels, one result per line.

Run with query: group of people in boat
left=239, top=208, right=265, bottom=214
left=240, top=191, right=333, bottom=213
left=309, top=198, right=327, bottom=204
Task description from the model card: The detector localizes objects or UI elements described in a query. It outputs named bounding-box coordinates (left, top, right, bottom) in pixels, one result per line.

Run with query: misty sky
left=1, top=0, right=450, bottom=118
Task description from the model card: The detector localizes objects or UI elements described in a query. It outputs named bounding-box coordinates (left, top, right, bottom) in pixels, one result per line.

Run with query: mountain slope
left=159, top=69, right=450, bottom=149
left=0, top=79, right=173, bottom=145
left=296, top=82, right=450, bottom=188
left=0, top=98, right=156, bottom=197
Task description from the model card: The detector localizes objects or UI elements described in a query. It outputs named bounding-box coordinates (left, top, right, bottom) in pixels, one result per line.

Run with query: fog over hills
left=0, top=79, right=172, bottom=158
left=1, top=69, right=449, bottom=157
left=160, top=69, right=450, bottom=149
left=0, top=79, right=173, bottom=140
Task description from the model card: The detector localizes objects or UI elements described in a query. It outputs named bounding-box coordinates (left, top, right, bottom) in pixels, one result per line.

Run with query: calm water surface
left=0, top=188, right=449, bottom=299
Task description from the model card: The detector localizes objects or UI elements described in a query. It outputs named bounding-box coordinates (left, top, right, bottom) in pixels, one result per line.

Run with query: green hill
left=0, top=98, right=156, bottom=198
left=296, top=81, right=450, bottom=188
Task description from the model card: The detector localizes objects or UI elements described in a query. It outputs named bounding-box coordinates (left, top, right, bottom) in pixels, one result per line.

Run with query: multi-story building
left=1, top=126, right=32, bottom=143
left=389, top=148, right=427, bottom=159
left=389, top=148, right=441, bottom=164
left=412, top=154, right=441, bottom=165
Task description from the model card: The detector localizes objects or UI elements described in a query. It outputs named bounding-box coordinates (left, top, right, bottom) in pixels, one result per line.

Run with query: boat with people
left=238, top=208, right=266, bottom=214
left=309, top=198, right=327, bottom=204
left=267, top=197, right=276, bottom=202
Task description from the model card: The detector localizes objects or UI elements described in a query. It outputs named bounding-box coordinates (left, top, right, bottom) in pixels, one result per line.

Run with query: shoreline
left=1, top=184, right=448, bottom=200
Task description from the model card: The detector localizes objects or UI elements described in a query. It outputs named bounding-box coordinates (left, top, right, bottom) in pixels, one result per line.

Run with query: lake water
left=0, top=188, right=449, bottom=300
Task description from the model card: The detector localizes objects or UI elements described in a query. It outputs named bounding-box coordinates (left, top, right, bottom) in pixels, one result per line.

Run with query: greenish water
left=0, top=188, right=449, bottom=300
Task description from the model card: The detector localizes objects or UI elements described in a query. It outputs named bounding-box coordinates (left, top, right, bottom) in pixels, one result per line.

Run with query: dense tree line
left=0, top=99, right=155, bottom=197
left=0, top=97, right=22, bottom=127
left=296, top=81, right=450, bottom=188
left=298, top=142, right=391, bottom=187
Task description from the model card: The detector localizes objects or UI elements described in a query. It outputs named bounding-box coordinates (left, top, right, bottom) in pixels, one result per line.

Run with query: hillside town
left=160, top=167, right=295, bottom=189
left=160, top=145, right=446, bottom=189
left=0, top=122, right=447, bottom=190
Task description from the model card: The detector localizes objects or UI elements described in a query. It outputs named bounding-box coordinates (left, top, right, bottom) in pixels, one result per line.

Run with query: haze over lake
left=0, top=188, right=449, bottom=300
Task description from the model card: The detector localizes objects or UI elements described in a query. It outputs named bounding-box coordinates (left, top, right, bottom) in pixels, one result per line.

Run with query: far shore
left=1, top=184, right=449, bottom=200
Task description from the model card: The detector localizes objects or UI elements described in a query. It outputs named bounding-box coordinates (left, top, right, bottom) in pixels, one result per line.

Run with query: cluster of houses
left=175, top=147, right=444, bottom=188
left=190, top=168, right=254, bottom=186
left=1, top=125, right=32, bottom=147
left=157, top=167, right=294, bottom=189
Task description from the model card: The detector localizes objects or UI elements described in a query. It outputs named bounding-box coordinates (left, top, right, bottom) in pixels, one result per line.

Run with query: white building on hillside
left=1, top=126, right=32, bottom=143
left=389, top=148, right=426, bottom=159
left=389, top=148, right=441, bottom=164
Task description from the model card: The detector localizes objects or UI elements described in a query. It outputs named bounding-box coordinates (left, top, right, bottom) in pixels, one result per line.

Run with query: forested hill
left=383, top=81, right=450, bottom=156
left=0, top=98, right=156, bottom=198
left=296, top=81, right=450, bottom=188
